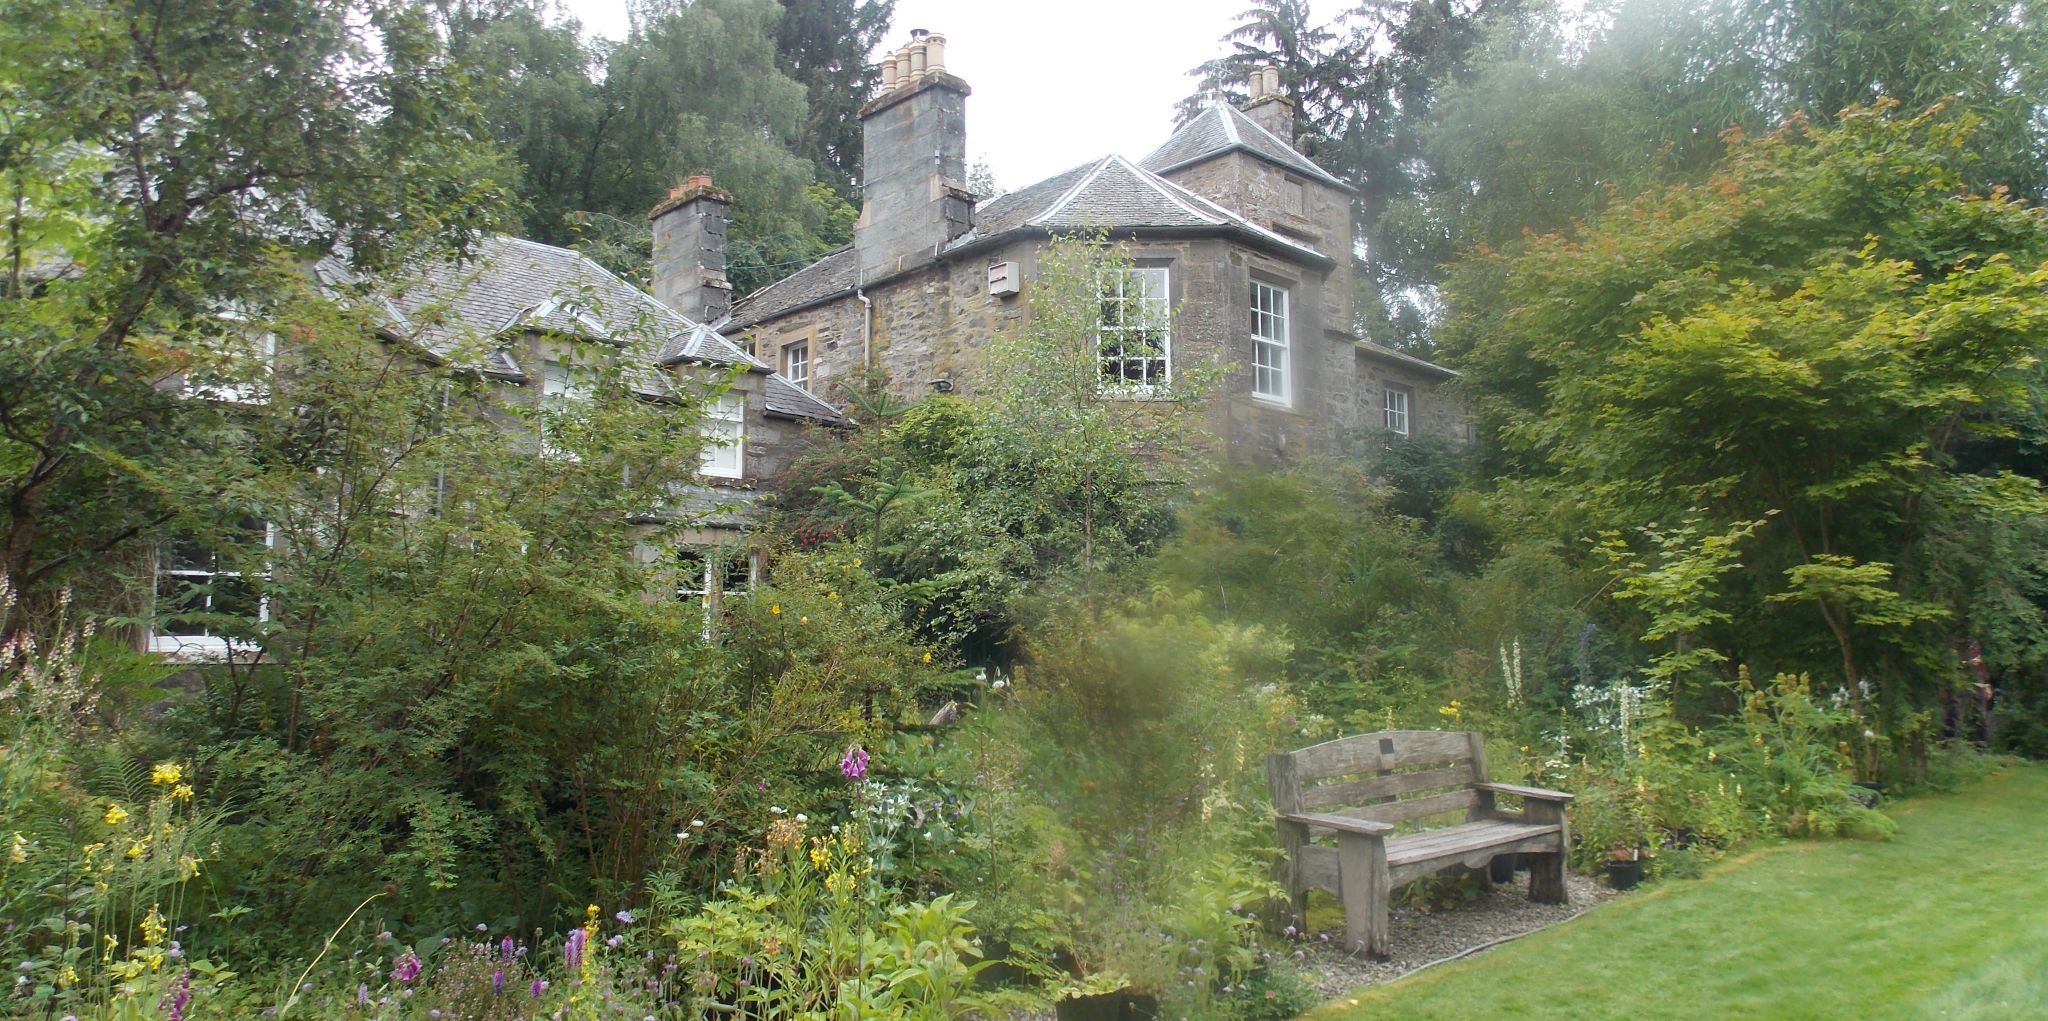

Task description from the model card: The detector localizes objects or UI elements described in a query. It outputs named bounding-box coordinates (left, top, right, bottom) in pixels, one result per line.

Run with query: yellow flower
left=179, top=855, right=203, bottom=880
left=103, top=803, right=129, bottom=826
left=851, top=558, right=861, bottom=568
left=921, top=652, right=932, bottom=664
left=150, top=762, right=184, bottom=786
left=770, top=604, right=781, bottom=615
left=8, top=832, right=25, bottom=864
left=170, top=784, right=194, bottom=801
left=57, top=965, right=77, bottom=990
left=140, top=904, right=168, bottom=946
left=799, top=616, right=808, bottom=625
left=126, top=839, right=148, bottom=860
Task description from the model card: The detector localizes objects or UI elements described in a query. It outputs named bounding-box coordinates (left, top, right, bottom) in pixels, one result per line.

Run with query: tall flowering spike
left=839, top=746, right=869, bottom=782
left=564, top=928, right=585, bottom=971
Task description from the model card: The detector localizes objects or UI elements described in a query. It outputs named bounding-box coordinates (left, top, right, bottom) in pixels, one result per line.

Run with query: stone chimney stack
left=856, top=29, right=973, bottom=283
left=649, top=174, right=733, bottom=324
left=1242, top=65, right=1296, bottom=143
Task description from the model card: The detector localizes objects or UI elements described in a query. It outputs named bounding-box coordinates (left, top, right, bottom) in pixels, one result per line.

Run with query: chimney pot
left=858, top=31, right=971, bottom=284
left=909, top=27, right=929, bottom=39
left=1264, top=66, right=1281, bottom=94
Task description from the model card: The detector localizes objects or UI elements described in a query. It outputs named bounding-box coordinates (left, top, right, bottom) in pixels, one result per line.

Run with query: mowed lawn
left=1308, top=764, right=2048, bottom=1021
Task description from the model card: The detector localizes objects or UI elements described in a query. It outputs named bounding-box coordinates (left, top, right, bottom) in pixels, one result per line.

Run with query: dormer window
left=1098, top=267, right=1171, bottom=391
left=540, top=359, right=591, bottom=459
left=699, top=394, right=745, bottom=479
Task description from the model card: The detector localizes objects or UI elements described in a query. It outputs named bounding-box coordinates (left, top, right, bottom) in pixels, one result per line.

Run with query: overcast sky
left=560, top=0, right=1315, bottom=190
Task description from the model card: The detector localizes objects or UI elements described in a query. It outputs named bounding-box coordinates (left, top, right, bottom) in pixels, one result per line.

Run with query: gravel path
left=1294, top=870, right=1613, bottom=1000
left=1002, top=871, right=1613, bottom=1019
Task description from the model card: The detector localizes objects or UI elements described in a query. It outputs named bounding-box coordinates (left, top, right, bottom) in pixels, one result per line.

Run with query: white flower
left=770, top=805, right=786, bottom=815
left=991, top=679, right=1008, bottom=690
left=1863, top=729, right=1877, bottom=739
left=795, top=813, right=807, bottom=823
left=676, top=832, right=690, bottom=842
left=690, top=819, right=704, bottom=828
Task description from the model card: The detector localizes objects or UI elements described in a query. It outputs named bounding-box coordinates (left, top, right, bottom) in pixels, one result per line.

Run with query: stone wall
left=1156, top=153, right=1355, bottom=336
left=1353, top=351, right=1470, bottom=443
left=746, top=234, right=1357, bottom=462
left=493, top=329, right=822, bottom=488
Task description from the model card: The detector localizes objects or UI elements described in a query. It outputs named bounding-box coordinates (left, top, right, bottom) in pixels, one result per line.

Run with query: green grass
left=1307, top=764, right=2048, bottom=1021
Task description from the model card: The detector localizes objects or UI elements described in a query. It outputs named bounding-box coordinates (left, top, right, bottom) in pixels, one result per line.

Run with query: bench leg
left=1529, top=851, right=1567, bottom=904
left=1337, top=831, right=1390, bottom=958
left=1525, top=799, right=1572, bottom=905
left=1268, top=820, right=1310, bottom=933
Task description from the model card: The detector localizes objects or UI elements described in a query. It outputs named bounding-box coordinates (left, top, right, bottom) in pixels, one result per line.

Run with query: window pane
left=676, top=548, right=710, bottom=600
left=1250, top=282, right=1290, bottom=401
left=1099, top=268, right=1172, bottom=389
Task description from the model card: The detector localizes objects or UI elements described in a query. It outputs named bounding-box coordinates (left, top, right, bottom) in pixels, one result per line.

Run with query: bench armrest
left=1476, top=782, right=1575, bottom=803
left=1277, top=812, right=1394, bottom=837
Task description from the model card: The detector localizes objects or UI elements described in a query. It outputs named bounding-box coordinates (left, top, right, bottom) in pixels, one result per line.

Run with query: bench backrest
left=1268, top=730, right=1492, bottom=826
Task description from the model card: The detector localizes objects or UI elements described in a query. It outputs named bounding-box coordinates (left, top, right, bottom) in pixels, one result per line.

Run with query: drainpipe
left=856, top=286, right=873, bottom=374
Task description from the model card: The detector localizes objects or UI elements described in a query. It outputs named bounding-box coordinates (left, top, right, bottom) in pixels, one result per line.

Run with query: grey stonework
left=855, top=74, right=974, bottom=284
left=649, top=181, right=734, bottom=324
left=725, top=47, right=1467, bottom=458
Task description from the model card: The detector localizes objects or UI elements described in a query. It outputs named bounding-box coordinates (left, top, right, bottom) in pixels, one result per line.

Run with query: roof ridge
left=1215, top=103, right=1242, bottom=145
left=1227, top=103, right=1308, bottom=165
left=1118, top=156, right=1224, bottom=226
left=1027, top=155, right=1117, bottom=226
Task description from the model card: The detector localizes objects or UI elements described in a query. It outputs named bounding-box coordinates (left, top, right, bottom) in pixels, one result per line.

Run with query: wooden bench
left=1267, top=729, right=1573, bottom=957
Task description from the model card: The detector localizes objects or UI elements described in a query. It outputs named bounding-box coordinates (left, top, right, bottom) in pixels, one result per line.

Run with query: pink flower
left=390, top=951, right=422, bottom=985
left=839, top=746, right=869, bottom=781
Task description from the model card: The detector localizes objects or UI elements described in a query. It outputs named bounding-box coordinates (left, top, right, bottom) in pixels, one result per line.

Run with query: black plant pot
left=1605, top=858, right=1644, bottom=891
left=975, top=939, right=1022, bottom=989
left=1056, top=990, right=1159, bottom=1021
left=1489, top=853, right=1522, bottom=883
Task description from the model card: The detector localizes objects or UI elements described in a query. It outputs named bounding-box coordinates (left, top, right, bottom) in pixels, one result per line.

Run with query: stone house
left=723, top=32, right=1468, bottom=458
left=148, top=229, right=841, bottom=661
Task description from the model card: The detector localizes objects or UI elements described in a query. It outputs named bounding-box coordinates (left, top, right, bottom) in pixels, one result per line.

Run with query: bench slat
left=1386, top=826, right=1564, bottom=888
left=1300, top=763, right=1476, bottom=809
left=1475, top=781, right=1575, bottom=802
left=1356, top=787, right=1481, bottom=826
left=1387, top=820, right=1560, bottom=867
left=1289, top=730, right=1474, bottom=781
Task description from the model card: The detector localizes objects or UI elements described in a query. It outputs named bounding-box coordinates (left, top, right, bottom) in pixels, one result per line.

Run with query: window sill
left=148, top=636, right=267, bottom=664
left=1249, top=392, right=1295, bottom=411
left=1096, top=385, right=1181, bottom=403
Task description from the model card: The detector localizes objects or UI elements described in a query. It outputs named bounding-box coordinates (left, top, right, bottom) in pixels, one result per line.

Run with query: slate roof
left=945, top=154, right=1328, bottom=262
left=314, top=235, right=845, bottom=423
left=1141, top=103, right=1352, bottom=192
left=727, top=245, right=856, bottom=330
left=730, top=155, right=1332, bottom=328
left=1358, top=338, right=1459, bottom=378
